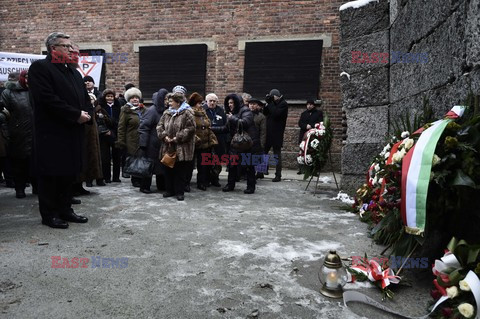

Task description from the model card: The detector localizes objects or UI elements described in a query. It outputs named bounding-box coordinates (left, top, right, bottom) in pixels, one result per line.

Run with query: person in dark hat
left=263, top=88, right=288, bottom=182
left=297, top=99, right=323, bottom=174
left=249, top=98, right=267, bottom=179
left=83, top=75, right=101, bottom=99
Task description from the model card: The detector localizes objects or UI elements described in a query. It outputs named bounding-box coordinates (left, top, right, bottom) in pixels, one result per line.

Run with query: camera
left=265, top=94, right=274, bottom=104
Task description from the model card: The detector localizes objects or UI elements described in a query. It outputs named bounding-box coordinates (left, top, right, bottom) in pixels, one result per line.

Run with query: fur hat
left=125, top=87, right=142, bottom=101
left=188, top=92, right=203, bottom=107
left=102, top=89, right=116, bottom=98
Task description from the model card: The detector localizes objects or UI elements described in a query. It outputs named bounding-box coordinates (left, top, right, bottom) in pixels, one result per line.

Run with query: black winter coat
left=0, top=81, right=33, bottom=159
left=99, top=97, right=122, bottom=139
left=29, top=54, right=92, bottom=176
left=225, top=94, right=261, bottom=154
left=139, top=88, right=168, bottom=160
left=204, top=104, right=228, bottom=155
left=264, top=96, right=289, bottom=148
left=298, top=108, right=323, bottom=143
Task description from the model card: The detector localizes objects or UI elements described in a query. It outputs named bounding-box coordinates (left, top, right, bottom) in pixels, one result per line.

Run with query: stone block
left=390, top=5, right=467, bottom=102
left=340, top=174, right=366, bottom=195
left=340, top=66, right=389, bottom=109
left=346, top=105, right=389, bottom=143
left=340, top=0, right=390, bottom=41
left=341, top=142, right=383, bottom=175
left=390, top=0, right=465, bottom=52
left=466, top=0, right=480, bottom=67
left=339, top=30, right=389, bottom=74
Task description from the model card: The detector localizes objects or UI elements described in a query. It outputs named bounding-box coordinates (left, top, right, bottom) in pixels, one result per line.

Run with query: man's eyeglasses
left=54, top=44, right=74, bottom=50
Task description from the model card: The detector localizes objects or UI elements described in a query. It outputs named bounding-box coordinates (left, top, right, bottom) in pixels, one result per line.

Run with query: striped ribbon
left=400, top=106, right=465, bottom=235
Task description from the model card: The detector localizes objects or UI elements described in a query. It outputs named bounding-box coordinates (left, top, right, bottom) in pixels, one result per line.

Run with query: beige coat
left=157, top=107, right=196, bottom=162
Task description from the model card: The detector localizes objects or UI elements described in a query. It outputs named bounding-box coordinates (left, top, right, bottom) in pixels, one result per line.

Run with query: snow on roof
left=339, top=0, right=379, bottom=11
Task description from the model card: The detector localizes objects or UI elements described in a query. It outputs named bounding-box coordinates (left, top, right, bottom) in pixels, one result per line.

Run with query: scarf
left=167, top=102, right=191, bottom=115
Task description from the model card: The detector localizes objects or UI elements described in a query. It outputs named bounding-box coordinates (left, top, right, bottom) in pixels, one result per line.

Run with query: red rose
left=441, top=307, right=453, bottom=317
left=430, top=289, right=442, bottom=300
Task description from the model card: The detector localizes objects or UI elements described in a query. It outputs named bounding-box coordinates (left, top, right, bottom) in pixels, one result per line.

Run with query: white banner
left=0, top=51, right=103, bottom=86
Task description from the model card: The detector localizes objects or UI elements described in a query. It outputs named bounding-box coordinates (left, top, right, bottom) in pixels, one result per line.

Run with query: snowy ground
left=0, top=170, right=430, bottom=318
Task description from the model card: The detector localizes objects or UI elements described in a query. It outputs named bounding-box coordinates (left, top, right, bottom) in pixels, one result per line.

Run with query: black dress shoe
left=78, top=187, right=91, bottom=195
left=42, top=218, right=69, bottom=229
left=61, top=212, right=88, bottom=223
left=163, top=192, right=175, bottom=198
left=140, top=188, right=152, bottom=194
left=96, top=180, right=106, bottom=186
left=222, top=185, right=234, bottom=192
left=210, top=180, right=221, bottom=187
left=176, top=195, right=184, bottom=201
left=272, top=176, right=281, bottom=182
left=112, top=179, right=122, bottom=183
left=255, top=173, right=264, bottom=179
left=104, top=179, right=112, bottom=183
left=71, top=198, right=81, bottom=205
left=86, top=182, right=93, bottom=187
left=122, top=173, right=130, bottom=178
left=184, top=185, right=191, bottom=192
left=197, top=185, right=207, bottom=191
left=244, top=188, right=255, bottom=194
left=15, top=190, right=26, bottom=198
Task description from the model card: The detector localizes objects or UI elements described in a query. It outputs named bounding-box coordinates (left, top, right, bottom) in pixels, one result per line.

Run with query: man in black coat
left=264, top=89, right=288, bottom=182
left=29, top=32, right=92, bottom=229
left=297, top=100, right=323, bottom=174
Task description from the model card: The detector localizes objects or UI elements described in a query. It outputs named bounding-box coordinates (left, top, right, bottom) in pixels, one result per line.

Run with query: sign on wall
left=0, top=51, right=103, bottom=85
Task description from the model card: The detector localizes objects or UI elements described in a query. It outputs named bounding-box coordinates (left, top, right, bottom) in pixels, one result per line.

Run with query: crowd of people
left=1, top=32, right=327, bottom=229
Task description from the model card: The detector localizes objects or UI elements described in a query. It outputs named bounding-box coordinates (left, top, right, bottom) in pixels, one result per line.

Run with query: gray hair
left=205, top=93, right=218, bottom=101
left=242, top=92, right=252, bottom=102
left=45, top=32, right=70, bottom=53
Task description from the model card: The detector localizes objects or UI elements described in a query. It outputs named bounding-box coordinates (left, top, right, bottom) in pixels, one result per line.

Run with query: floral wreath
left=297, top=115, right=333, bottom=180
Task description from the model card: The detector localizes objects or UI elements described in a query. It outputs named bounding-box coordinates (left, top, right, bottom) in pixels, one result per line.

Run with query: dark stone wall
left=339, top=0, right=480, bottom=194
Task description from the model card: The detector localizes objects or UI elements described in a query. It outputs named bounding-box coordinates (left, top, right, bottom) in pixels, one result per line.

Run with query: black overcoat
left=29, top=54, right=92, bottom=176
left=298, top=108, right=323, bottom=143
left=264, top=97, right=288, bottom=148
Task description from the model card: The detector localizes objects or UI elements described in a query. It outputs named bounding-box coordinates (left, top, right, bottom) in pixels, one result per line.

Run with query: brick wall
left=0, top=0, right=346, bottom=169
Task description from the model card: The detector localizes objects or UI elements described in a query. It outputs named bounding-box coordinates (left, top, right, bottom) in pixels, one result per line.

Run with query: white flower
left=316, top=129, right=325, bottom=136
left=446, top=286, right=459, bottom=299
left=392, top=149, right=406, bottom=164
left=459, top=280, right=471, bottom=291
left=372, top=175, right=378, bottom=186
left=402, top=138, right=414, bottom=150
left=310, top=139, right=320, bottom=149
left=305, top=154, right=313, bottom=165
left=401, top=131, right=410, bottom=139
left=297, top=156, right=304, bottom=164
left=378, top=178, right=383, bottom=185
left=384, top=152, right=390, bottom=159
left=458, top=303, right=474, bottom=318
left=374, top=164, right=381, bottom=172
left=384, top=144, right=391, bottom=152
left=432, top=154, right=441, bottom=167
left=299, top=141, right=306, bottom=151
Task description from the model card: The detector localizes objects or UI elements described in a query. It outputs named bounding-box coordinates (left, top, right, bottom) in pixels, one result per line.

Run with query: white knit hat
left=172, top=85, right=187, bottom=95
left=125, top=87, right=142, bottom=101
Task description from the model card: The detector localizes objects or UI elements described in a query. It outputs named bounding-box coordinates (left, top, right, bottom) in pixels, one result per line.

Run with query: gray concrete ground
left=0, top=169, right=431, bottom=318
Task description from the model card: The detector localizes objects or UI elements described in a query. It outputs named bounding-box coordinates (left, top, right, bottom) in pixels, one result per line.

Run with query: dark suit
left=99, top=97, right=122, bottom=181
left=29, top=54, right=92, bottom=221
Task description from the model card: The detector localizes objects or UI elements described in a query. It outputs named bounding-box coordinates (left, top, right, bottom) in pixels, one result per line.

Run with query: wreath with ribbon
left=297, top=114, right=333, bottom=180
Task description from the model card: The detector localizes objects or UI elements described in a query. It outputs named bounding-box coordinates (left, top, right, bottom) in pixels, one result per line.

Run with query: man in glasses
left=28, top=32, right=92, bottom=229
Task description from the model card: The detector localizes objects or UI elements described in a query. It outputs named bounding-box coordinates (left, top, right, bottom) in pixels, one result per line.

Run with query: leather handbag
left=124, top=149, right=154, bottom=178
left=230, top=121, right=253, bottom=152
left=161, top=143, right=177, bottom=168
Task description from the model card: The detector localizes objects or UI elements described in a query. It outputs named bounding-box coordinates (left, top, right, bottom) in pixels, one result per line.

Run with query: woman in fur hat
left=156, top=92, right=195, bottom=201
left=185, top=92, right=217, bottom=191
left=115, top=87, right=146, bottom=188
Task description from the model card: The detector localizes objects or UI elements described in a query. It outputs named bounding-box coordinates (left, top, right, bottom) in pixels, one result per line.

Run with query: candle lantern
left=318, top=250, right=348, bottom=298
